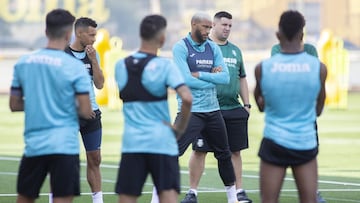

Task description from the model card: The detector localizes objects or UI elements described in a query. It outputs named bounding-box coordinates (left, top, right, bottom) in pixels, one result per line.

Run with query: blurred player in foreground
left=114, top=14, right=192, bottom=203
left=10, top=9, right=93, bottom=203
left=254, top=10, right=327, bottom=203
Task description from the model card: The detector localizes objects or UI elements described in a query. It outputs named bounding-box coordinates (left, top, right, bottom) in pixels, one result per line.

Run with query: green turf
left=0, top=93, right=360, bottom=202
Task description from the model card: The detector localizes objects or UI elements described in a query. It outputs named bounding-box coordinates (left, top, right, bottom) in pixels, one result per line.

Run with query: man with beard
left=151, top=12, right=238, bottom=203
left=186, top=11, right=253, bottom=203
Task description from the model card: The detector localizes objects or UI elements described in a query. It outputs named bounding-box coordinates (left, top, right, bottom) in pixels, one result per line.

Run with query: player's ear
left=158, top=32, right=166, bottom=48
left=64, top=29, right=72, bottom=43
left=45, top=29, right=49, bottom=38
left=276, top=31, right=280, bottom=41
left=75, top=28, right=82, bottom=37
left=191, top=21, right=197, bottom=29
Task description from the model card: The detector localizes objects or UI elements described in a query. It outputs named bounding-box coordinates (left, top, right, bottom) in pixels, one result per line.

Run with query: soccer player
left=114, top=14, right=192, bottom=203
left=9, top=9, right=93, bottom=203
left=187, top=11, right=252, bottom=203
left=271, top=37, right=327, bottom=203
left=172, top=12, right=237, bottom=203
left=254, top=10, right=327, bottom=203
left=65, top=17, right=104, bottom=203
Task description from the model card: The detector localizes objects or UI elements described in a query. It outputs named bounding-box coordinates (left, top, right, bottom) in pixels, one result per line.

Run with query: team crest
left=197, top=139, right=204, bottom=147
left=232, top=50, right=237, bottom=57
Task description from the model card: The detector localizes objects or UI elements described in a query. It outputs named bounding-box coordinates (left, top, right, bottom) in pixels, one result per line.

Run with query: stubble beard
left=195, top=29, right=207, bottom=43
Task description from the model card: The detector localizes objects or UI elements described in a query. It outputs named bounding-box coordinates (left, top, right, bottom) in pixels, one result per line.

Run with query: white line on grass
left=242, top=174, right=360, bottom=187
left=0, top=157, right=20, bottom=161
left=2, top=174, right=360, bottom=202
left=0, top=172, right=17, bottom=176
left=2, top=157, right=360, bottom=189
left=2, top=156, right=360, bottom=187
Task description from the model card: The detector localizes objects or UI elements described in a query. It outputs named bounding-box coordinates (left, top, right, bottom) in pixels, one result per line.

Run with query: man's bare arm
left=316, top=62, right=327, bottom=116
left=76, top=94, right=94, bottom=119
left=9, top=95, right=24, bottom=112
left=173, top=85, right=192, bottom=139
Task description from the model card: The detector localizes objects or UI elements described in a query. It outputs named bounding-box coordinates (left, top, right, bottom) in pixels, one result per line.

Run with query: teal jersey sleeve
left=238, top=48, right=246, bottom=78
left=303, top=44, right=318, bottom=57
left=271, top=44, right=281, bottom=56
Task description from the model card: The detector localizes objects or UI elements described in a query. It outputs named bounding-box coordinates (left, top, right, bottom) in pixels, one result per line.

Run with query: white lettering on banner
left=0, top=0, right=109, bottom=23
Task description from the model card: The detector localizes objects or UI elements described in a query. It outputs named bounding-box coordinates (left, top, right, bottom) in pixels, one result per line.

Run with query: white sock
left=236, top=188, right=244, bottom=193
left=92, top=191, right=103, bottom=203
left=150, top=187, right=159, bottom=203
left=48, top=193, right=53, bottom=203
left=189, top=188, right=198, bottom=196
left=225, top=185, right=237, bottom=203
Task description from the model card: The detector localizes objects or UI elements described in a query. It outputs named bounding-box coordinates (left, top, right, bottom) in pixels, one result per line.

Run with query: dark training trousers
left=176, top=111, right=235, bottom=186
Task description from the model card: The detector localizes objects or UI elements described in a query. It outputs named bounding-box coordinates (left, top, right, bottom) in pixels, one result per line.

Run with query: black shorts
left=177, top=111, right=230, bottom=156
left=115, top=153, right=180, bottom=196
left=17, top=154, right=80, bottom=198
left=258, top=138, right=318, bottom=167
left=193, top=107, right=249, bottom=152
left=79, top=109, right=102, bottom=151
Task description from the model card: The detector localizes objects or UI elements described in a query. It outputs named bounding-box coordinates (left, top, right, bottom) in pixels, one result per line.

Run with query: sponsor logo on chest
left=196, top=59, right=213, bottom=65
left=224, top=57, right=237, bottom=68
left=84, top=63, right=91, bottom=73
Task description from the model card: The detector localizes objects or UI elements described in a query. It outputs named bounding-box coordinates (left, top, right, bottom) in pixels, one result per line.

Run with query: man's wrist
left=244, top=104, right=251, bottom=109
left=90, top=59, right=98, bottom=65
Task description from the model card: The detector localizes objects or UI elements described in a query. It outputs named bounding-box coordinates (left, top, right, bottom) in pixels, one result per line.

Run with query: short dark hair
left=140, top=15, right=167, bottom=40
left=46, top=9, right=75, bottom=39
left=279, top=10, right=305, bottom=41
left=214, top=11, right=232, bottom=20
left=74, top=17, right=98, bottom=30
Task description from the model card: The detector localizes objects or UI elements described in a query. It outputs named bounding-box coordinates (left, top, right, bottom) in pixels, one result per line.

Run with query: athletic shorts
left=177, top=111, right=230, bottom=156
left=115, top=153, right=180, bottom=196
left=258, top=138, right=318, bottom=167
left=193, top=107, right=249, bottom=152
left=79, top=109, right=102, bottom=151
left=17, top=154, right=80, bottom=198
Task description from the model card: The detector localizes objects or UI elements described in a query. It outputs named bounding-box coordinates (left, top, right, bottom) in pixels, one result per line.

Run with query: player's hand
left=191, top=72, right=199, bottom=78
left=244, top=106, right=250, bottom=114
left=256, top=97, right=265, bottom=112
left=90, top=111, right=96, bottom=119
left=163, top=121, right=184, bottom=140
left=85, top=45, right=97, bottom=63
left=211, top=66, right=222, bottom=73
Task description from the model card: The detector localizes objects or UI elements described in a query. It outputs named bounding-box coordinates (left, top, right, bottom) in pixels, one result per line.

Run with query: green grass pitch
left=0, top=93, right=359, bottom=202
